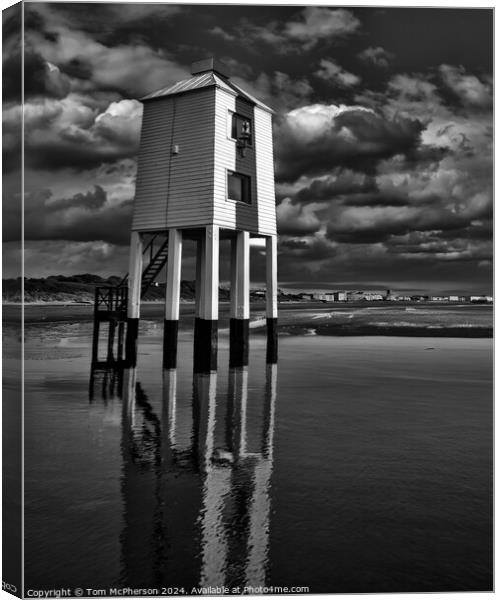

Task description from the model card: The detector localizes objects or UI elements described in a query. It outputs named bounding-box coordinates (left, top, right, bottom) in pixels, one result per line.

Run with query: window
left=227, top=171, right=251, bottom=204
left=230, top=113, right=252, bottom=146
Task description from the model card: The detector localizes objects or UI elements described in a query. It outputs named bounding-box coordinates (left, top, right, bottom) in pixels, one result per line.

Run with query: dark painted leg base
left=91, top=319, right=100, bottom=364
left=194, top=318, right=218, bottom=373
left=125, top=318, right=139, bottom=367
left=163, top=319, right=179, bottom=369
left=229, top=318, right=249, bottom=367
left=266, top=318, right=278, bottom=364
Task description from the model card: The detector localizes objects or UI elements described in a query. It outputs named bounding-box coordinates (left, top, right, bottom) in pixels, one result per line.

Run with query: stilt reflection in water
left=88, top=358, right=277, bottom=590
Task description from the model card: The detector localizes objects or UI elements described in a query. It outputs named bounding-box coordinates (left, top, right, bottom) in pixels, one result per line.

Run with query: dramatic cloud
left=275, top=60, right=492, bottom=282
left=276, top=198, right=322, bottom=236
left=2, top=4, right=492, bottom=291
left=275, top=104, right=424, bottom=181
left=287, top=170, right=377, bottom=205
left=315, top=59, right=361, bottom=87
left=27, top=2, right=182, bottom=34
left=30, top=26, right=189, bottom=97
left=358, top=46, right=394, bottom=68
left=4, top=184, right=133, bottom=246
left=439, top=64, right=492, bottom=108
left=212, top=7, right=360, bottom=53
left=20, top=240, right=131, bottom=278
left=4, top=96, right=143, bottom=171
left=325, top=203, right=471, bottom=244
left=281, top=7, right=360, bottom=49
left=232, top=70, right=313, bottom=112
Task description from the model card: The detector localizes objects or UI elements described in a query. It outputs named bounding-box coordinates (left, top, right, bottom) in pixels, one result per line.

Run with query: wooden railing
left=94, top=285, right=128, bottom=313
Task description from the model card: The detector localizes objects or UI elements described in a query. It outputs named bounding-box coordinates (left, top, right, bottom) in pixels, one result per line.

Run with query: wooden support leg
left=91, top=318, right=100, bottom=365
left=266, top=235, right=278, bottom=364
left=126, top=231, right=143, bottom=366
left=117, top=321, right=125, bottom=362
left=164, top=229, right=182, bottom=369
left=194, top=226, right=219, bottom=373
left=107, top=320, right=116, bottom=363
left=229, top=231, right=250, bottom=367
left=91, top=286, right=100, bottom=365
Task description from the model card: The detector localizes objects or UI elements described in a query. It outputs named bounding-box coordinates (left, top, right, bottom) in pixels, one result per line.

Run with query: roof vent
left=191, top=58, right=229, bottom=79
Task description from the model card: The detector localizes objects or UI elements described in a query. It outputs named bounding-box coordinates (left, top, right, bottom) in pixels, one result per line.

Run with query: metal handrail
left=118, top=233, right=166, bottom=286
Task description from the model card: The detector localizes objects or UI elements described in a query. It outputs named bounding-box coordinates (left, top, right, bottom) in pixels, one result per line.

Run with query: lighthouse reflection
left=91, top=358, right=277, bottom=589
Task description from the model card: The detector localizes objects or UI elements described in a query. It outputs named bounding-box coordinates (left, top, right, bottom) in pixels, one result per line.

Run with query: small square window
left=231, top=113, right=252, bottom=146
left=227, top=171, right=251, bottom=204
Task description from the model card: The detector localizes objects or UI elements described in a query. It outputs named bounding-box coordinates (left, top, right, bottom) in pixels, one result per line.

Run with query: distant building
left=312, top=291, right=347, bottom=302
left=448, top=295, right=459, bottom=302
left=470, top=295, right=493, bottom=303
left=347, top=290, right=384, bottom=301
left=431, top=296, right=448, bottom=302
left=313, top=293, right=336, bottom=302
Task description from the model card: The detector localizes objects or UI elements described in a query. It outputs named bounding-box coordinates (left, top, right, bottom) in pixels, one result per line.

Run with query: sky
left=2, top=2, right=494, bottom=293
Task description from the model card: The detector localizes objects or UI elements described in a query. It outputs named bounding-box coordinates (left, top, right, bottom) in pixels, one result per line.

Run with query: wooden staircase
left=120, top=233, right=169, bottom=297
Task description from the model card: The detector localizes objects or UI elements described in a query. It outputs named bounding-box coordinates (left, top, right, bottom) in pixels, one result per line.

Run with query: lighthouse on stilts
left=122, top=58, right=277, bottom=371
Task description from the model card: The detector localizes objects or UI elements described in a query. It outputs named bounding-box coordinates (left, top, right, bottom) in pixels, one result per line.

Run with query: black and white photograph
left=2, top=1, right=494, bottom=597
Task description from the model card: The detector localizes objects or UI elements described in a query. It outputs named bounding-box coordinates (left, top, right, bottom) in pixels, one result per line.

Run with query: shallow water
left=15, top=320, right=493, bottom=593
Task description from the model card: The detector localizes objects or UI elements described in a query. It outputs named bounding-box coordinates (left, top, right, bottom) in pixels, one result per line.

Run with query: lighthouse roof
left=140, top=64, right=274, bottom=114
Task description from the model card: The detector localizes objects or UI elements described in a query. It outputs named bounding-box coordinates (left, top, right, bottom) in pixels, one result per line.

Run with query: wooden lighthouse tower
left=126, top=58, right=278, bottom=370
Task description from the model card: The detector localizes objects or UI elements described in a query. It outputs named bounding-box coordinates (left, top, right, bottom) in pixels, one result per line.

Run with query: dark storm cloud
left=25, top=4, right=190, bottom=98
left=212, top=7, right=361, bottom=54
left=25, top=3, right=183, bottom=43
left=2, top=44, right=22, bottom=102
left=278, top=236, right=335, bottom=263
left=48, top=185, right=107, bottom=211
left=6, top=3, right=491, bottom=289
left=325, top=204, right=472, bottom=244
left=274, top=106, right=424, bottom=182
left=280, top=239, right=309, bottom=251
left=2, top=3, right=22, bottom=103
left=276, top=199, right=321, bottom=236
left=4, top=185, right=133, bottom=246
left=357, top=46, right=394, bottom=69
left=339, top=192, right=411, bottom=208
left=4, top=95, right=142, bottom=172
left=27, top=201, right=133, bottom=245
left=440, top=223, right=493, bottom=242
left=292, top=171, right=377, bottom=205
left=439, top=64, right=492, bottom=109
left=386, top=230, right=493, bottom=263
left=23, top=135, right=137, bottom=171
left=16, top=45, right=72, bottom=100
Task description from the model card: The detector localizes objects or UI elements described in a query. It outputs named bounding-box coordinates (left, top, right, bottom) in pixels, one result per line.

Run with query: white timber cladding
left=254, top=107, right=277, bottom=236
left=132, top=88, right=216, bottom=231
left=213, top=88, right=277, bottom=236
left=132, top=84, right=276, bottom=235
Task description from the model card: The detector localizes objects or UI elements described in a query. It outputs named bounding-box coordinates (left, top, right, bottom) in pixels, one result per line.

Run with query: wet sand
left=17, top=322, right=493, bottom=593
left=4, top=301, right=493, bottom=338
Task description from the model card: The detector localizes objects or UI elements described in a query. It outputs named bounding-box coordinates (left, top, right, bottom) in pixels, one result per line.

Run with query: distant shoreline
left=3, top=301, right=492, bottom=338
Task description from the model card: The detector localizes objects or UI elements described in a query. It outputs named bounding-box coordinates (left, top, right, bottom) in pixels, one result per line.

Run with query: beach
left=3, top=310, right=492, bottom=593
left=3, top=301, right=493, bottom=338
